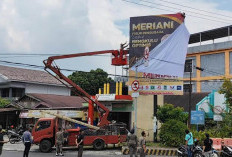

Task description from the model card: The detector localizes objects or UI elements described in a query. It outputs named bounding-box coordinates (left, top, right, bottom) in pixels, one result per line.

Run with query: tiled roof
left=164, top=92, right=210, bottom=112
left=27, top=93, right=87, bottom=109
left=0, top=65, right=64, bottom=85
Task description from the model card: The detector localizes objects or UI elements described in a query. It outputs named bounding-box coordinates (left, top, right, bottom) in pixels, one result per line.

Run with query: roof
left=189, top=25, right=232, bottom=44
left=164, top=92, right=209, bottom=112
left=0, top=108, right=19, bottom=112
left=25, top=93, right=86, bottom=109
left=0, top=65, right=64, bottom=86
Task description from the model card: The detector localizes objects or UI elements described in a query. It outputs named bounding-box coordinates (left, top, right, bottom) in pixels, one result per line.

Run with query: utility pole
left=185, top=59, right=193, bottom=128
left=188, top=70, right=192, bottom=128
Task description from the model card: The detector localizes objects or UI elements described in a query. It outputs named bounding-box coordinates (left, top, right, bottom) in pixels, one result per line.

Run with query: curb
left=122, top=147, right=177, bottom=156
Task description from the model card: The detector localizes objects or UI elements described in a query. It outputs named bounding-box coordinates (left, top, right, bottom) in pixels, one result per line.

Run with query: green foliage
left=68, top=68, right=113, bottom=95
left=219, top=78, right=232, bottom=112
left=157, top=104, right=188, bottom=123
left=159, top=119, right=187, bottom=147
left=0, top=97, right=10, bottom=108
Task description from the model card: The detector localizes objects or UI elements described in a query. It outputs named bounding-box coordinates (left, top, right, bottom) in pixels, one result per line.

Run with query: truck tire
left=93, top=139, right=105, bottom=150
left=39, top=139, right=52, bottom=153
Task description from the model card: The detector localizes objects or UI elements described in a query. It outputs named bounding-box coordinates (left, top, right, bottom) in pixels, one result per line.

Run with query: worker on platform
left=56, top=128, right=64, bottom=156
left=127, top=129, right=138, bottom=157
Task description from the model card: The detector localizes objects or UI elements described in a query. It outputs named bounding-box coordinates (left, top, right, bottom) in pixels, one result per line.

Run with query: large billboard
left=128, top=13, right=188, bottom=95
left=129, top=13, right=185, bottom=67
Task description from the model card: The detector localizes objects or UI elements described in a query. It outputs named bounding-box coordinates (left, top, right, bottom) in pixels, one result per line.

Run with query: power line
left=140, top=0, right=232, bottom=22
left=157, top=0, right=232, bottom=20
left=0, top=59, right=229, bottom=83
left=121, top=0, right=231, bottom=24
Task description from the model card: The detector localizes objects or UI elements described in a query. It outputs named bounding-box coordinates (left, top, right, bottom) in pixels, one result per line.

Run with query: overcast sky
left=0, top=0, right=232, bottom=77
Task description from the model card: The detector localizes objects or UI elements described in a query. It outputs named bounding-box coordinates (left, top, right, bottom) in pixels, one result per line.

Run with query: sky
left=0, top=0, right=232, bottom=77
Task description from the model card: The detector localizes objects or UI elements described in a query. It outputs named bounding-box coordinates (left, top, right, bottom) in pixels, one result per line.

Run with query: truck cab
left=32, top=117, right=81, bottom=152
left=32, top=118, right=56, bottom=152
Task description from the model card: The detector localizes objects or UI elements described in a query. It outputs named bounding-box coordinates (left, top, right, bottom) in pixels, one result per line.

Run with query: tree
left=68, top=68, right=113, bottom=95
left=0, top=97, right=10, bottom=108
left=157, top=104, right=188, bottom=123
left=218, top=78, right=232, bottom=111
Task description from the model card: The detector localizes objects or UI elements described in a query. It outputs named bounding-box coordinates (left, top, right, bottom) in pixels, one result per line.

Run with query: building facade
left=184, top=41, right=232, bottom=92
left=0, top=65, right=71, bottom=100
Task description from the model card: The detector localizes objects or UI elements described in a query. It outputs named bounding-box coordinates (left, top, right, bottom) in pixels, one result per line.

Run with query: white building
left=0, top=65, right=71, bottom=100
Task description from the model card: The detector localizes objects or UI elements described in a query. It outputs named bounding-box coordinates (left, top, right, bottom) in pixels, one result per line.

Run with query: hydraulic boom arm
left=43, top=45, right=128, bottom=127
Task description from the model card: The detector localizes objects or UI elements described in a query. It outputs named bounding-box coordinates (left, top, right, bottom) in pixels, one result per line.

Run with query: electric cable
left=157, top=0, right=232, bottom=20
left=140, top=0, right=232, bottom=22
left=121, top=0, right=231, bottom=24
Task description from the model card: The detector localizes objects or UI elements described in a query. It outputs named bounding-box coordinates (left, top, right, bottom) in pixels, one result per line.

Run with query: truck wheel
left=93, top=139, right=105, bottom=150
left=39, top=140, right=52, bottom=153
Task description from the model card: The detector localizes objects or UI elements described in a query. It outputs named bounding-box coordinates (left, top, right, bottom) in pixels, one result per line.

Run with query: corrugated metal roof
left=0, top=65, right=64, bottom=86
left=189, top=25, right=232, bottom=44
left=25, top=93, right=87, bottom=109
left=164, top=92, right=209, bottom=112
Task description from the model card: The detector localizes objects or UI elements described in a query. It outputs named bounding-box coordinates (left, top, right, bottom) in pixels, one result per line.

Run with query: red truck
left=32, top=117, right=127, bottom=152
left=32, top=44, right=129, bottom=152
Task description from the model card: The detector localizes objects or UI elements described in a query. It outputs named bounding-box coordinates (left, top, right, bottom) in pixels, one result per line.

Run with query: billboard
left=128, top=13, right=189, bottom=95
left=129, top=13, right=185, bottom=67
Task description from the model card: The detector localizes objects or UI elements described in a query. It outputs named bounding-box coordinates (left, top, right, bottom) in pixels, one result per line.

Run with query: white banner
left=131, top=23, right=190, bottom=78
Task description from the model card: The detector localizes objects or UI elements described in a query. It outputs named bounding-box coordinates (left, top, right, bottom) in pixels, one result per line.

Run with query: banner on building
left=128, top=13, right=189, bottom=95
left=27, top=110, right=83, bottom=118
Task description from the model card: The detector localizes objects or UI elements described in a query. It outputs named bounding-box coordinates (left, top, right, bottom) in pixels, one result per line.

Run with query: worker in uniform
left=139, top=131, right=146, bottom=157
left=127, top=129, right=138, bottom=157
left=22, top=127, right=33, bottom=157
left=56, top=128, right=64, bottom=156
left=76, top=129, right=84, bottom=157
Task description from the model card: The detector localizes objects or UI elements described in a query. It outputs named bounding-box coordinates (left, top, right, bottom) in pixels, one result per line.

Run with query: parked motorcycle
left=177, top=144, right=219, bottom=157
left=221, top=145, right=232, bottom=157
left=8, top=130, right=22, bottom=144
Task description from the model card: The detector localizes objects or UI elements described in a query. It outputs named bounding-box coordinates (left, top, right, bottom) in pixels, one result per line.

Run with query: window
left=1, top=88, right=9, bottom=97
left=12, top=88, right=25, bottom=98
left=184, top=84, right=192, bottom=92
left=36, top=121, right=51, bottom=131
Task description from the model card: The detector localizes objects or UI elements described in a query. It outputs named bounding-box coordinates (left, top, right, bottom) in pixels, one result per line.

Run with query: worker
left=56, top=128, right=64, bottom=156
left=22, top=127, right=33, bottom=157
left=139, top=131, right=146, bottom=157
left=127, top=129, right=138, bottom=157
left=76, top=129, right=84, bottom=157
left=0, top=127, right=8, bottom=156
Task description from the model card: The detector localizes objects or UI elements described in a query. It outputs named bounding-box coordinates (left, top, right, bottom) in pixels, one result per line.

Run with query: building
left=17, top=93, right=87, bottom=128
left=0, top=65, right=71, bottom=100
left=131, top=25, right=232, bottom=142
left=184, top=25, right=232, bottom=92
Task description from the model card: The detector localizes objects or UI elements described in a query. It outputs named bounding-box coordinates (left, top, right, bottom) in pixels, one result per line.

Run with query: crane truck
left=31, top=44, right=129, bottom=152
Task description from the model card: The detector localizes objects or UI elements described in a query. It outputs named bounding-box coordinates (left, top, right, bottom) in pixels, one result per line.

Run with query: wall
left=25, top=83, right=70, bottom=96
left=131, top=95, right=154, bottom=141
left=184, top=41, right=232, bottom=92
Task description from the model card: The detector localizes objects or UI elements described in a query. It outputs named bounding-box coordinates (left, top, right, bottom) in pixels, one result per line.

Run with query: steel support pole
left=135, top=65, right=138, bottom=134
left=188, top=71, right=192, bottom=128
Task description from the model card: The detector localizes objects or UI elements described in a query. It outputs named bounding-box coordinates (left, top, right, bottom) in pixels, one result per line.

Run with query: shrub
left=159, top=119, right=187, bottom=147
left=157, top=104, right=188, bottom=123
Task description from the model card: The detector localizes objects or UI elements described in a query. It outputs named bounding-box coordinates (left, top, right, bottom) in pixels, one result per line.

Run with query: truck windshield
left=36, top=120, right=51, bottom=131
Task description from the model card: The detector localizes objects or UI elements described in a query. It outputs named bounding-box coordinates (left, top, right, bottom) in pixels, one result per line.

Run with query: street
left=1, top=150, right=172, bottom=157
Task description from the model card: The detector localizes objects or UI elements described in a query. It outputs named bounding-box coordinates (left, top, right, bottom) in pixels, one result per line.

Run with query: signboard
left=128, top=71, right=183, bottom=95
left=27, top=110, right=83, bottom=118
left=129, top=13, right=185, bottom=67
left=128, top=13, right=188, bottom=95
left=213, top=114, right=223, bottom=121
left=191, top=111, right=205, bottom=125
left=96, top=94, right=115, bottom=101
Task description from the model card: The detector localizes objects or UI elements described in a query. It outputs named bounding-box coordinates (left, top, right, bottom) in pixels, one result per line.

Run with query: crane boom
left=43, top=45, right=128, bottom=127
